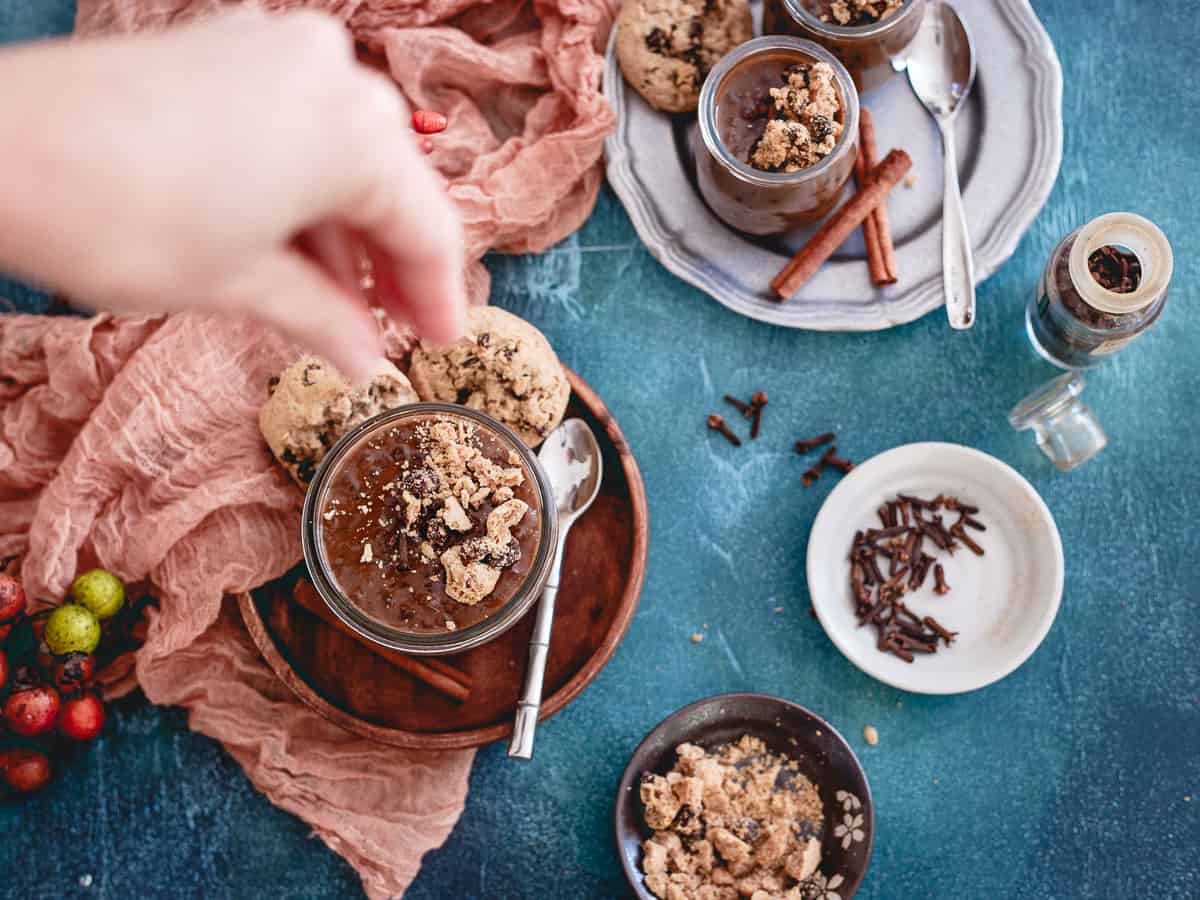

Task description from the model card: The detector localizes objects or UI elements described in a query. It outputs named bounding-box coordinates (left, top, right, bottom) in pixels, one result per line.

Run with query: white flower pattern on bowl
left=800, top=871, right=846, bottom=900
left=834, top=811, right=866, bottom=849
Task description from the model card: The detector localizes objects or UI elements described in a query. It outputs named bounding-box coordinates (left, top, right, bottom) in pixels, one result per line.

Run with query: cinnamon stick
left=291, top=579, right=472, bottom=703
left=858, top=108, right=898, bottom=284
left=771, top=149, right=912, bottom=300
left=854, top=147, right=890, bottom=286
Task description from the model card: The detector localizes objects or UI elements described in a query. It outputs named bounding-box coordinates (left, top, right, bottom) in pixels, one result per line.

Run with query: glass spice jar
left=761, top=0, right=926, bottom=93
left=1025, top=212, right=1173, bottom=370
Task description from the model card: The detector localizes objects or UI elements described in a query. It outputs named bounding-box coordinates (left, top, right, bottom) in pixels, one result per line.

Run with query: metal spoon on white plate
left=508, top=418, right=602, bottom=760
left=908, top=1, right=978, bottom=329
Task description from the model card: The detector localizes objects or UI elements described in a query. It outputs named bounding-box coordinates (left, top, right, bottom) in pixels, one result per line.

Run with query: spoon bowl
left=908, top=2, right=976, bottom=120
left=539, top=419, right=603, bottom=523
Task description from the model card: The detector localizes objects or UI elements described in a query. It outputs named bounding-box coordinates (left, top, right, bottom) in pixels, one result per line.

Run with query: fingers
left=236, top=248, right=384, bottom=382
left=338, top=78, right=468, bottom=346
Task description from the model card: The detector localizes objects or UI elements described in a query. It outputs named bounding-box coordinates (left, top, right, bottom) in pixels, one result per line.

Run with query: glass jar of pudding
left=302, top=403, right=558, bottom=655
left=695, top=37, right=859, bottom=236
left=762, top=0, right=925, bottom=93
left=1026, top=212, right=1173, bottom=370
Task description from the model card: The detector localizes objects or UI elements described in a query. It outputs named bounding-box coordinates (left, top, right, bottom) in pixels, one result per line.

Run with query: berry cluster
left=0, top=568, right=133, bottom=796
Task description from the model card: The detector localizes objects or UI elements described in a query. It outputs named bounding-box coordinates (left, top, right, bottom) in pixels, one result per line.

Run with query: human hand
left=0, top=8, right=465, bottom=379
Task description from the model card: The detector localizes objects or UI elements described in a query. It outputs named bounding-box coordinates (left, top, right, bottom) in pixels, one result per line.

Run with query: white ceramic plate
left=603, top=0, right=1063, bottom=330
left=806, top=443, right=1063, bottom=694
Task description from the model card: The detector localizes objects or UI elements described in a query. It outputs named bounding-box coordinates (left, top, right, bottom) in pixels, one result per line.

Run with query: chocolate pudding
left=763, top=0, right=923, bottom=93
left=696, top=37, right=858, bottom=235
left=719, top=58, right=844, bottom=174
left=317, top=412, right=543, bottom=634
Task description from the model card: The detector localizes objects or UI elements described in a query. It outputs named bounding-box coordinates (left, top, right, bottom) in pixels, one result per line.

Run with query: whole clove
left=892, top=632, right=938, bottom=653
left=824, top=453, right=855, bottom=474
left=723, top=394, right=754, bottom=418
left=801, top=466, right=821, bottom=487
left=794, top=432, right=836, bottom=454
left=750, top=391, right=767, bottom=440
left=923, top=616, right=958, bottom=646
left=706, top=414, right=741, bottom=447
left=932, top=563, right=950, bottom=595
left=951, top=524, right=985, bottom=556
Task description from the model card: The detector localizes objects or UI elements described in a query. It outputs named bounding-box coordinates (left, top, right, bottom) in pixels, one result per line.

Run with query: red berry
left=59, top=693, right=105, bottom=741
left=53, top=652, right=96, bottom=693
left=411, top=109, right=447, bottom=135
left=0, top=573, right=24, bottom=622
left=0, top=749, right=52, bottom=793
left=3, top=684, right=60, bottom=736
left=0, top=649, right=6, bottom=690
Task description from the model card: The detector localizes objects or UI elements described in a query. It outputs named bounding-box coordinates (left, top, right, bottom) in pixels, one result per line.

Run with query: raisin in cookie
left=407, top=307, right=569, bottom=448
left=615, top=0, right=753, bottom=113
left=259, top=357, right=418, bottom=485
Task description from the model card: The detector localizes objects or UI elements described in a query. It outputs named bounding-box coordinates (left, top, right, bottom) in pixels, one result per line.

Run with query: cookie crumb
left=690, top=632, right=705, bottom=643
left=903, top=172, right=918, bottom=189
left=446, top=619, right=457, bottom=631
left=79, top=875, right=93, bottom=888
left=748, top=63, right=844, bottom=173
left=360, top=542, right=373, bottom=564
left=638, top=735, right=824, bottom=898
left=774, top=606, right=784, bottom=613
left=863, top=725, right=879, bottom=745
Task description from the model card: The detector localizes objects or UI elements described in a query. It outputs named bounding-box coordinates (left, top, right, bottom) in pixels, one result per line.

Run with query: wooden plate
left=238, top=367, right=648, bottom=749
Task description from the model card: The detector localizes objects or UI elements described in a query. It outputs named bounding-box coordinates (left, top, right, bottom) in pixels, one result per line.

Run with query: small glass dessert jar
left=695, top=36, right=859, bottom=236
left=302, top=403, right=558, bottom=655
left=762, top=0, right=926, bottom=93
left=1026, top=212, right=1173, bottom=370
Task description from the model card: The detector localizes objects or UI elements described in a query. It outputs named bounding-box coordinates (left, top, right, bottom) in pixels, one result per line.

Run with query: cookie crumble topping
left=748, top=62, right=844, bottom=173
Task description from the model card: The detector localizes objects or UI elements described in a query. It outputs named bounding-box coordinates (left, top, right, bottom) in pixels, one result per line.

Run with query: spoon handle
left=939, top=120, right=976, bottom=329
left=508, top=539, right=566, bottom=760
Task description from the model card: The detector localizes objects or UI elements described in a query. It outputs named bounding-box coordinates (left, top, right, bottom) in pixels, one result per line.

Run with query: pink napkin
left=74, top=0, right=620, bottom=304
left=0, top=0, right=618, bottom=894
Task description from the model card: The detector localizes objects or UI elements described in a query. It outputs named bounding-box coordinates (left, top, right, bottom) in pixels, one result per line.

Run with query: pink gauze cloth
left=74, top=0, right=621, bottom=305
left=0, top=0, right=619, bottom=897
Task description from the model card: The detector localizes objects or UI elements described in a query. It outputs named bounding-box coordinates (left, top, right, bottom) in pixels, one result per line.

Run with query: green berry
left=70, top=569, right=125, bottom=620
left=44, top=605, right=101, bottom=656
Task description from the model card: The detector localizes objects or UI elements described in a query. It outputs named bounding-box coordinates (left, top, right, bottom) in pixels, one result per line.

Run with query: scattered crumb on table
left=690, top=632, right=704, bottom=643
left=863, top=725, right=879, bottom=745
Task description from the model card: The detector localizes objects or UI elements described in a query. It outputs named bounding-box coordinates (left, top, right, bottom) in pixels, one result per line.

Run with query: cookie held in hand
left=615, top=0, right=753, bottom=113
left=408, top=307, right=569, bottom=448
left=259, top=356, right=418, bottom=485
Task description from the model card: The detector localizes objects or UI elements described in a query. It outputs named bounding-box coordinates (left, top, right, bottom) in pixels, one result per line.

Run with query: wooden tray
left=238, top=367, right=648, bottom=749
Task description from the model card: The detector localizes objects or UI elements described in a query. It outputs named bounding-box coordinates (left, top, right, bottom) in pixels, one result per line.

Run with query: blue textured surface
left=2, top=2, right=1199, bottom=897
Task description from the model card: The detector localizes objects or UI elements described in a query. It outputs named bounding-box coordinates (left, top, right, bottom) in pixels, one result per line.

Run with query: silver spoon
left=508, top=418, right=602, bottom=760
left=908, top=1, right=978, bottom=329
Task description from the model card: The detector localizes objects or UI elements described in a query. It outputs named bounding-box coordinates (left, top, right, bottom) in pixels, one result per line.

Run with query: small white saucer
left=806, top=443, right=1063, bottom=694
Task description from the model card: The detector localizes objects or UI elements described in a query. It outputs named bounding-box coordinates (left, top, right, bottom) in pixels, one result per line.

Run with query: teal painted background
left=1, top=2, right=1198, bottom=897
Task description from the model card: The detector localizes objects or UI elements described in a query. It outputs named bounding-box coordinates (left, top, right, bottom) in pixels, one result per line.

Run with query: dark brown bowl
left=614, top=693, right=874, bottom=898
